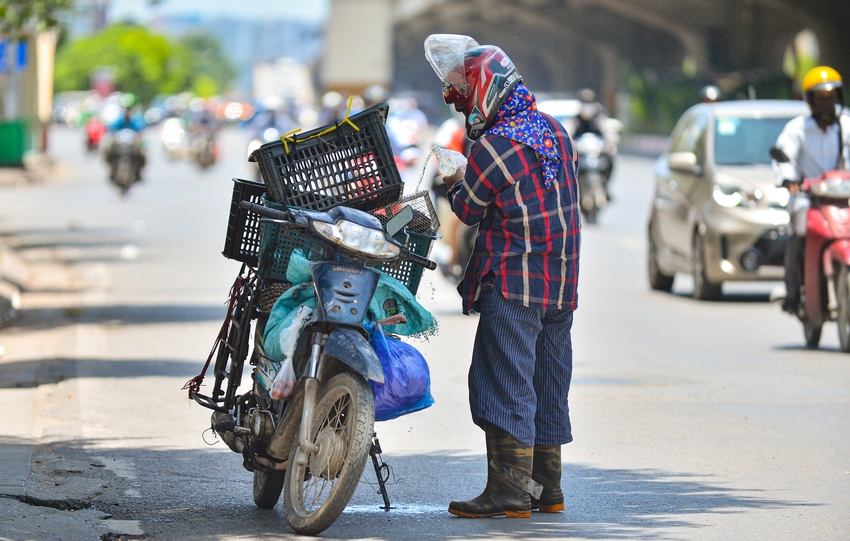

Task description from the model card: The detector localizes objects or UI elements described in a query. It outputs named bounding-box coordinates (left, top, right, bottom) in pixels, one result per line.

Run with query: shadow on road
left=671, top=292, right=774, bottom=304
left=0, top=357, right=205, bottom=389
left=16, top=440, right=815, bottom=541
left=772, top=343, right=846, bottom=354
left=7, top=304, right=226, bottom=330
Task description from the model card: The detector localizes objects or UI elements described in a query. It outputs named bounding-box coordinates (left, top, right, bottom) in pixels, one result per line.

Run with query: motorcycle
left=574, top=132, right=611, bottom=224
left=160, top=117, right=188, bottom=160
left=105, top=128, right=144, bottom=194
left=771, top=146, right=850, bottom=350
left=188, top=201, right=436, bottom=535
left=190, top=125, right=217, bottom=170
left=85, top=117, right=106, bottom=153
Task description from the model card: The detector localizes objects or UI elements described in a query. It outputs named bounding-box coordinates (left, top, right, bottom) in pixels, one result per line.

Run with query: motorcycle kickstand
left=370, top=432, right=393, bottom=511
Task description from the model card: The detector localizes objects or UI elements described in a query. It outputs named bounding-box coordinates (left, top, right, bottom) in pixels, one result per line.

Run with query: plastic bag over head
left=424, top=34, right=479, bottom=95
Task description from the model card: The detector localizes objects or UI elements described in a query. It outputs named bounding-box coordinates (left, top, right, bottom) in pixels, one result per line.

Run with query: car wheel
left=692, top=231, right=722, bottom=301
left=648, top=221, right=674, bottom=292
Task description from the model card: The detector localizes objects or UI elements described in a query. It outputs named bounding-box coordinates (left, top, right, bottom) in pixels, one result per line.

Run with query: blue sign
left=0, top=41, right=7, bottom=73
left=16, top=40, right=27, bottom=72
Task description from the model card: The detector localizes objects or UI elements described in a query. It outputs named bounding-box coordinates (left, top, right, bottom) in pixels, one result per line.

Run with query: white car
left=648, top=99, right=810, bottom=299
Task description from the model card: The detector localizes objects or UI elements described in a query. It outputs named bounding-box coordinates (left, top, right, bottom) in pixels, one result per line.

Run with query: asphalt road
left=0, top=125, right=847, bottom=541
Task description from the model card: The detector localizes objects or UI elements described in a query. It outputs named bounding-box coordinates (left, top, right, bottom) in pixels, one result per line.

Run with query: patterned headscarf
left=486, top=83, right=561, bottom=188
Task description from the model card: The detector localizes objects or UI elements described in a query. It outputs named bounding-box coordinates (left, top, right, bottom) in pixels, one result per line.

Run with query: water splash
left=416, top=146, right=437, bottom=193
left=343, top=504, right=447, bottom=515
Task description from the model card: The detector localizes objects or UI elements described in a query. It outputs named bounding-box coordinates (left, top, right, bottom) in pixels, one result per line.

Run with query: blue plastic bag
left=365, top=322, right=435, bottom=422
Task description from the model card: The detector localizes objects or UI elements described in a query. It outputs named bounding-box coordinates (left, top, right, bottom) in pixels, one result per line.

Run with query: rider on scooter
left=774, top=66, right=850, bottom=314
left=105, top=94, right=147, bottom=178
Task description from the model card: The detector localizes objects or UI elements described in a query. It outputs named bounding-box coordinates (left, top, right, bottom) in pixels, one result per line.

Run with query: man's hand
left=443, top=166, right=466, bottom=190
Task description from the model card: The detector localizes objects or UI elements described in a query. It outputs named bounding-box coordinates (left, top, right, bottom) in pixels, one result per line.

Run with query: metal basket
left=368, top=190, right=440, bottom=236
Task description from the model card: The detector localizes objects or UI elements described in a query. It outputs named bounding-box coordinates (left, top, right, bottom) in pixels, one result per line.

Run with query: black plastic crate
left=250, top=103, right=403, bottom=212
left=257, top=197, right=326, bottom=282
left=222, top=178, right=267, bottom=266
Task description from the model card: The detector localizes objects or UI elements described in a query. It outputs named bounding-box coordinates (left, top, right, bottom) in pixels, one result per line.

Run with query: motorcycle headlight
left=312, top=219, right=401, bottom=260
left=116, top=129, right=136, bottom=144
left=712, top=184, right=761, bottom=208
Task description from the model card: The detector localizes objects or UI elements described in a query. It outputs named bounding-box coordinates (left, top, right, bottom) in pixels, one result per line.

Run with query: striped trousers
left=469, top=286, right=574, bottom=447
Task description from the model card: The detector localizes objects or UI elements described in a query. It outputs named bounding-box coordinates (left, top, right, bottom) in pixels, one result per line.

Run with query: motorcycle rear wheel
left=283, top=372, right=374, bottom=535
left=836, top=265, right=850, bottom=352
left=253, top=469, right=285, bottom=509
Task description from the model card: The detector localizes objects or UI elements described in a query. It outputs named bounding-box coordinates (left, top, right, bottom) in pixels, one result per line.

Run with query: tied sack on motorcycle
left=365, top=322, right=435, bottom=422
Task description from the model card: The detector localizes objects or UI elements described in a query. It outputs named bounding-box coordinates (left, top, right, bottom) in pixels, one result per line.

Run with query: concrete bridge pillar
left=321, top=0, right=393, bottom=95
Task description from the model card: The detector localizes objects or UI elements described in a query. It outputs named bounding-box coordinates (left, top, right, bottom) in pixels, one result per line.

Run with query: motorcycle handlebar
left=238, top=200, right=292, bottom=222
left=402, top=248, right=438, bottom=271
left=238, top=200, right=437, bottom=270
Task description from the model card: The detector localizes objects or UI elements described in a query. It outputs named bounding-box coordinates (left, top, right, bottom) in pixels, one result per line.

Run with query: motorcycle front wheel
left=283, top=371, right=374, bottom=535
left=803, top=320, right=822, bottom=349
left=836, top=265, right=850, bottom=352
left=114, top=158, right=135, bottom=192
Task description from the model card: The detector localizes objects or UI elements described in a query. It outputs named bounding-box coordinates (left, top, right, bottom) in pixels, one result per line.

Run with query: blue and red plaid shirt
left=447, top=113, right=580, bottom=315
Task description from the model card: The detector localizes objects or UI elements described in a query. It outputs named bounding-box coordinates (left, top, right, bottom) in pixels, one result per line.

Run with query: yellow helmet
left=802, top=66, right=842, bottom=93
left=801, top=66, right=843, bottom=110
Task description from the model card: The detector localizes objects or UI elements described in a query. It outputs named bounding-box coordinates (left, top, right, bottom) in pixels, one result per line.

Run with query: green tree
left=54, top=24, right=194, bottom=104
left=0, top=0, right=72, bottom=38
left=177, top=32, right=236, bottom=97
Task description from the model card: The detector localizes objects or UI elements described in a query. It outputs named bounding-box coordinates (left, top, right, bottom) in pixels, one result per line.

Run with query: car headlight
left=312, top=219, right=401, bottom=260
left=712, top=184, right=761, bottom=208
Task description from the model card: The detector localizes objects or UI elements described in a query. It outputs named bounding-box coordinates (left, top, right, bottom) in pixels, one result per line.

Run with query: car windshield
left=714, top=116, right=794, bottom=165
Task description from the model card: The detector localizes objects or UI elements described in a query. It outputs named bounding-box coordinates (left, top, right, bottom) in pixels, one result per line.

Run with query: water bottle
left=433, top=146, right=467, bottom=176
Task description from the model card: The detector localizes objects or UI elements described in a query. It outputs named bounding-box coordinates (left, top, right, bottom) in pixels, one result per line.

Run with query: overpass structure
left=323, top=0, right=850, bottom=114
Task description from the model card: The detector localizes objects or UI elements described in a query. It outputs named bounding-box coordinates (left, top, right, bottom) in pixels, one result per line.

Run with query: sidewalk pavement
left=0, top=154, right=53, bottom=186
left=0, top=381, right=142, bottom=540
left=0, top=163, right=41, bottom=328
left=0, top=197, right=144, bottom=539
left=0, top=389, right=34, bottom=498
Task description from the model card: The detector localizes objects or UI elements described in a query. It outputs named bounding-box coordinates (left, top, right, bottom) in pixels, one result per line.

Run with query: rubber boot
left=448, top=427, right=535, bottom=518
left=531, top=445, right=564, bottom=512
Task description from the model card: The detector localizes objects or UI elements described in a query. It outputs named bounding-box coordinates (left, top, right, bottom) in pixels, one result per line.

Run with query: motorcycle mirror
left=386, top=205, right=415, bottom=237
left=769, top=146, right=790, bottom=163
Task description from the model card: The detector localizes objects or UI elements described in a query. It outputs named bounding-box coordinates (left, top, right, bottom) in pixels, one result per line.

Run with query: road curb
left=0, top=154, right=54, bottom=186
left=0, top=278, right=20, bottom=327
left=0, top=244, right=27, bottom=327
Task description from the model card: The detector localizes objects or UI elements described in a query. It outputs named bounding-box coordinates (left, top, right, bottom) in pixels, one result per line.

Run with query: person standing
left=773, top=66, right=850, bottom=314
left=424, top=34, right=581, bottom=518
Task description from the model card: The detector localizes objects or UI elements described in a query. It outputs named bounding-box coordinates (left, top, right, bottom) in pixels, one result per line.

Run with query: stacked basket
left=222, top=103, right=439, bottom=295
